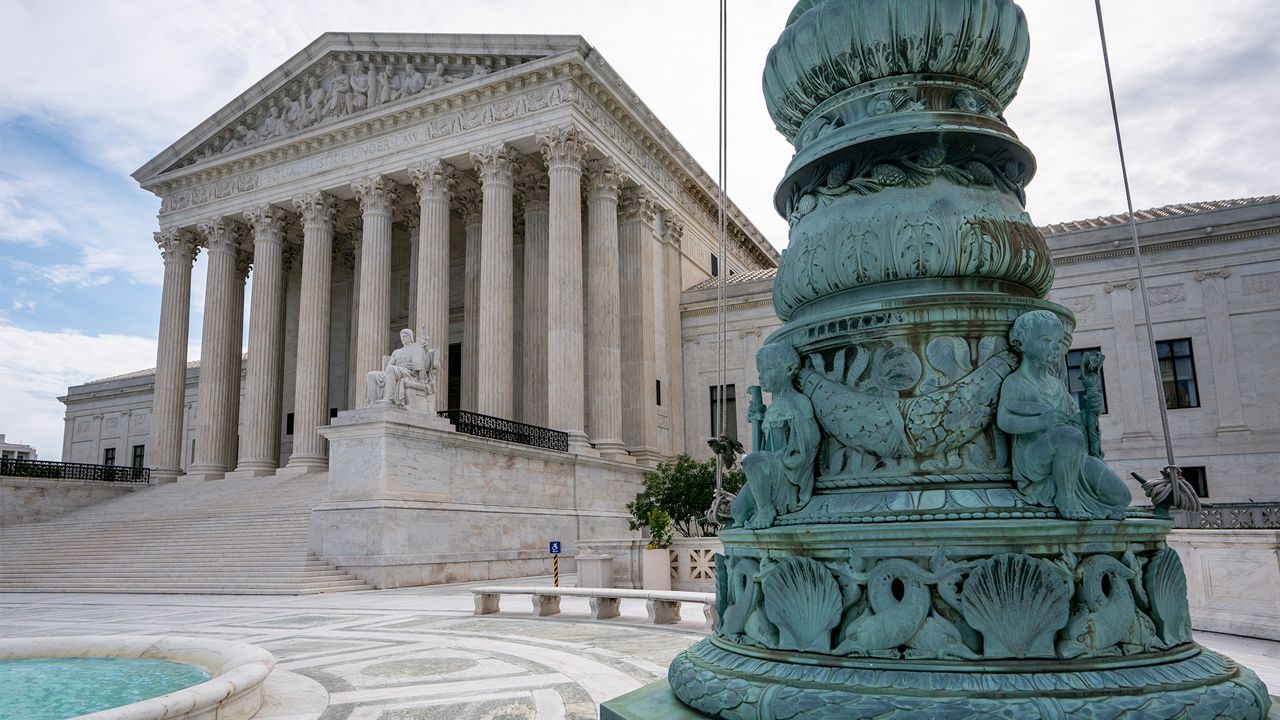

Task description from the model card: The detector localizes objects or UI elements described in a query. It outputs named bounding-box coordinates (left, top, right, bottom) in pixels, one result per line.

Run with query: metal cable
left=713, top=0, right=729, bottom=503
left=1093, top=0, right=1178, bottom=469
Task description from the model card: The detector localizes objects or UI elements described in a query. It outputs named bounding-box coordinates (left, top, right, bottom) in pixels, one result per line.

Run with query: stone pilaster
left=188, top=218, right=241, bottom=480
left=235, top=204, right=288, bottom=475
left=409, top=159, right=456, bottom=413
left=584, top=158, right=626, bottom=455
left=517, top=173, right=550, bottom=426
left=352, top=175, right=400, bottom=408
left=287, top=191, right=339, bottom=469
left=471, top=143, right=517, bottom=419
left=662, top=215, right=687, bottom=456
left=1104, top=280, right=1153, bottom=440
left=1195, top=269, right=1248, bottom=434
left=538, top=126, right=590, bottom=447
left=618, top=187, right=661, bottom=462
left=149, top=228, right=199, bottom=484
left=457, top=188, right=482, bottom=411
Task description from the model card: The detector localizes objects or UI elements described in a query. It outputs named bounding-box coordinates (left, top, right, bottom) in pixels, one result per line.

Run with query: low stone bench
left=471, top=586, right=716, bottom=627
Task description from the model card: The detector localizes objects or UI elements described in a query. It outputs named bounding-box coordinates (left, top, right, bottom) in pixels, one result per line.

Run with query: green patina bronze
left=604, top=1, right=1272, bottom=717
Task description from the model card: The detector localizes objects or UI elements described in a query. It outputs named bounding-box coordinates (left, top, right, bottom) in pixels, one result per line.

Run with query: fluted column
left=188, top=218, right=241, bottom=480
left=619, top=188, right=661, bottom=462
left=410, top=160, right=456, bottom=413
left=662, top=216, right=687, bottom=456
left=470, top=143, right=517, bottom=418
left=286, top=192, right=338, bottom=469
left=235, top=205, right=288, bottom=475
left=457, top=189, right=482, bottom=411
left=538, top=126, right=590, bottom=446
left=223, top=245, right=250, bottom=470
left=517, top=174, right=550, bottom=426
left=584, top=159, right=626, bottom=455
left=149, top=229, right=199, bottom=483
left=352, top=175, right=400, bottom=408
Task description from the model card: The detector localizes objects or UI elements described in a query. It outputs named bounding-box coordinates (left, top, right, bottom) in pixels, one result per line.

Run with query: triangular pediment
left=134, top=33, right=587, bottom=182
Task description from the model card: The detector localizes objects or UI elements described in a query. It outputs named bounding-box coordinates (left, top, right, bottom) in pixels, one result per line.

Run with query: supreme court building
left=70, top=33, right=776, bottom=486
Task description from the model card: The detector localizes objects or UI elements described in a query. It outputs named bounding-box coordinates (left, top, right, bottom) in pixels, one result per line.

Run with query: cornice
left=1053, top=226, right=1278, bottom=266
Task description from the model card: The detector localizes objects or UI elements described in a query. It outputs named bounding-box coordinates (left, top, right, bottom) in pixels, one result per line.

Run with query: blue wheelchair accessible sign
left=549, top=541, right=562, bottom=555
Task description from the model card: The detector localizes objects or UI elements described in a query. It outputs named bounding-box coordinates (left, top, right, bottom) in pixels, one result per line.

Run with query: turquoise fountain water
left=0, top=657, right=210, bottom=720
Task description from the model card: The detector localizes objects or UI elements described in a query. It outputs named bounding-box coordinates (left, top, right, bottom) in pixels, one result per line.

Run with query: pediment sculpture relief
left=180, top=55, right=507, bottom=169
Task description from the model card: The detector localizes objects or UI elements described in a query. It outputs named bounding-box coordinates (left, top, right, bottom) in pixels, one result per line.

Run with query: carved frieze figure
left=398, top=62, right=426, bottom=98
left=730, top=344, right=820, bottom=529
left=365, top=328, right=437, bottom=408
left=997, top=311, right=1131, bottom=520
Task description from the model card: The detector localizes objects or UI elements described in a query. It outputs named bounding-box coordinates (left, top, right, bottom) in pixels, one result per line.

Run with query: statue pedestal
left=313, top=405, right=646, bottom=588
left=600, top=680, right=708, bottom=719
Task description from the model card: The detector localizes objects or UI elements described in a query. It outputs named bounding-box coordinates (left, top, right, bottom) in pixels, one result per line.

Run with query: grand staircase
left=0, top=472, right=371, bottom=594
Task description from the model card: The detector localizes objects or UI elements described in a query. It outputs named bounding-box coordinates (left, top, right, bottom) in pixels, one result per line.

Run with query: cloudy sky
left=1, top=0, right=1277, bottom=459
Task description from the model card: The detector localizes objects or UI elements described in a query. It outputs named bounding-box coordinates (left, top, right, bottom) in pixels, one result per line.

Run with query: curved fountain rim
left=0, top=634, right=275, bottom=720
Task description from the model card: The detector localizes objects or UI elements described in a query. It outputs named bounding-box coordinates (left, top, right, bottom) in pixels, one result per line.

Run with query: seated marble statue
left=365, top=328, right=437, bottom=408
left=997, top=311, right=1130, bottom=520
left=731, top=343, right=821, bottom=530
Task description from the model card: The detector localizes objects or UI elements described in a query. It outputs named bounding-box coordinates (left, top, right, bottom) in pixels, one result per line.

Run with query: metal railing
left=1172, top=503, right=1280, bottom=530
left=0, top=458, right=151, bottom=484
left=437, top=409, right=569, bottom=452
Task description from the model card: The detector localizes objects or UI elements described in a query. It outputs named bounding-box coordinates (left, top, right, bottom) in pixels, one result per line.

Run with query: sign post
left=549, top=540, right=561, bottom=587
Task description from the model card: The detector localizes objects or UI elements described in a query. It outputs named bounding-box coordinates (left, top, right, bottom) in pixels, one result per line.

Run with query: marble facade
left=679, top=196, right=1280, bottom=503
left=61, top=33, right=777, bottom=482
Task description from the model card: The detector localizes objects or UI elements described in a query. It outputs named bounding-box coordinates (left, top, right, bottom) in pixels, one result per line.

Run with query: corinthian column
left=470, top=143, right=516, bottom=418
left=619, top=188, right=660, bottom=462
left=457, top=189, right=482, bottom=411
left=235, top=205, right=288, bottom=475
left=517, top=173, right=550, bottom=426
left=585, top=159, right=626, bottom=455
left=286, top=192, right=338, bottom=470
left=352, top=175, right=400, bottom=408
left=538, top=126, right=590, bottom=447
left=409, top=160, right=456, bottom=413
left=188, top=218, right=240, bottom=480
left=149, top=229, right=199, bottom=483
left=662, top=216, right=687, bottom=456
left=224, top=245, right=251, bottom=470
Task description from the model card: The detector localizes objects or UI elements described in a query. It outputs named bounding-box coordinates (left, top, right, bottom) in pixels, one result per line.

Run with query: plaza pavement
left=1, top=576, right=1276, bottom=719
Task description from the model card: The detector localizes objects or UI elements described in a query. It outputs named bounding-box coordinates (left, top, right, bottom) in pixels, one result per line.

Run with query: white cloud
left=0, top=179, right=64, bottom=246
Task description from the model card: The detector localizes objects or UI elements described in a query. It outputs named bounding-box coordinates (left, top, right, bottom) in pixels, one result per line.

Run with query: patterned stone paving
left=0, top=578, right=1275, bottom=719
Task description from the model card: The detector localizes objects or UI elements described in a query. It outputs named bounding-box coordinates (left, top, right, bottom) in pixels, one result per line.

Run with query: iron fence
left=437, top=409, right=569, bottom=452
left=1172, top=503, right=1280, bottom=530
left=0, top=457, right=151, bottom=484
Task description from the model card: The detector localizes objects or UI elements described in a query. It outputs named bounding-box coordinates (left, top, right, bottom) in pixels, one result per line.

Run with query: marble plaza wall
left=0, top=477, right=143, bottom=526
left=1168, top=529, right=1280, bottom=641
left=312, top=406, right=646, bottom=588
left=680, top=197, right=1280, bottom=504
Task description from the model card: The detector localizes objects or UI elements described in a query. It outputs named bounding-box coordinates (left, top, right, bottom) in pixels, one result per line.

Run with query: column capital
left=662, top=214, right=685, bottom=247
left=245, top=204, right=288, bottom=240
left=409, top=159, right=457, bottom=201
left=586, top=158, right=624, bottom=201
left=155, top=228, right=200, bottom=265
left=515, top=172, right=550, bottom=210
left=293, top=191, right=339, bottom=228
left=538, top=126, right=589, bottom=170
left=1194, top=268, right=1232, bottom=282
left=454, top=187, right=482, bottom=225
left=470, top=143, right=517, bottom=186
left=197, top=217, right=239, bottom=253
left=352, top=175, right=400, bottom=215
left=234, top=243, right=253, bottom=280
left=619, top=186, right=658, bottom=225
left=1103, top=279, right=1137, bottom=293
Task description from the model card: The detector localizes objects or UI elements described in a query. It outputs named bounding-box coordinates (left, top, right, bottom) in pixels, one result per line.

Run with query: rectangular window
left=1156, top=339, right=1200, bottom=409
left=448, top=343, right=462, bottom=409
left=1065, top=347, right=1108, bottom=414
left=132, top=445, right=145, bottom=469
left=710, top=384, right=737, bottom=441
left=285, top=412, right=295, bottom=435
left=711, top=253, right=720, bottom=278
left=656, top=379, right=663, bottom=407
left=1182, top=466, right=1208, bottom=498
left=329, top=407, right=339, bottom=419
left=103, top=448, right=116, bottom=466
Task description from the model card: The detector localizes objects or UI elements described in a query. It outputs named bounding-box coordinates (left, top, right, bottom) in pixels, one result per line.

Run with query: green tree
left=627, top=454, right=746, bottom=537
